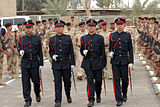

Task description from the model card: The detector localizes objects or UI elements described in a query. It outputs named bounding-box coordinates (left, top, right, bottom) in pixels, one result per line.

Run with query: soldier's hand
left=39, top=66, right=43, bottom=71
left=52, top=55, right=58, bottom=62
left=71, top=65, right=76, bottom=72
left=109, top=51, right=114, bottom=58
left=129, top=63, right=133, bottom=69
left=20, top=50, right=25, bottom=56
left=83, top=50, right=88, bottom=56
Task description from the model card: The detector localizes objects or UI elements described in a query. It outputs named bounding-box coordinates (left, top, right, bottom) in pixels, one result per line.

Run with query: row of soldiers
left=136, top=17, right=160, bottom=94
left=0, top=16, right=121, bottom=85
left=17, top=17, right=134, bottom=107
left=0, top=16, right=137, bottom=107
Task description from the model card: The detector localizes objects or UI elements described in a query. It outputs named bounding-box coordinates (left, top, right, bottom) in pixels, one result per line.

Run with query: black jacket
left=49, top=34, right=75, bottom=70
left=18, top=35, right=43, bottom=68
left=80, top=33, right=106, bottom=70
left=109, top=31, right=134, bottom=65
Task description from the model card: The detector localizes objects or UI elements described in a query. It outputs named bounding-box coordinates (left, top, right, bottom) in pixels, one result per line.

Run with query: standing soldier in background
left=97, top=20, right=104, bottom=33
left=109, top=22, right=116, bottom=33
left=48, top=18, right=53, bottom=30
left=109, top=18, right=134, bottom=106
left=35, top=21, right=42, bottom=35
left=49, top=20, right=76, bottom=107
left=99, top=21, right=112, bottom=79
left=80, top=19, right=106, bottom=107
left=4, top=23, right=19, bottom=79
left=75, top=22, right=88, bottom=80
left=17, top=23, right=26, bottom=72
left=18, top=21, right=43, bottom=107
left=0, top=34, right=10, bottom=85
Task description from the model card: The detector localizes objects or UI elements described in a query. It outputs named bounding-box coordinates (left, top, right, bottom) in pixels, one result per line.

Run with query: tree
left=96, top=0, right=122, bottom=8
left=16, top=0, right=44, bottom=11
left=42, top=0, right=68, bottom=15
left=80, top=0, right=92, bottom=18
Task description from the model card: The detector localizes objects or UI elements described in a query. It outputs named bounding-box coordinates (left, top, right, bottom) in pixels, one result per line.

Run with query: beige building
left=0, top=0, right=16, bottom=17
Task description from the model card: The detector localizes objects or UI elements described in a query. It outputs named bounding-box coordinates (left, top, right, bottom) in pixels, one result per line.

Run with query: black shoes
left=67, top=96, right=72, bottom=103
left=123, top=95, right=127, bottom=102
left=24, top=100, right=32, bottom=107
left=116, top=100, right=123, bottom=106
left=96, top=97, right=101, bottom=103
left=87, top=101, right=94, bottom=107
left=36, top=94, right=41, bottom=102
left=55, top=102, right=61, bottom=107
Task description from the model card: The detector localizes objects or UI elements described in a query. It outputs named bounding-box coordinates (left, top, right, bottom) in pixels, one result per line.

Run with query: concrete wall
left=0, top=0, right=16, bottom=17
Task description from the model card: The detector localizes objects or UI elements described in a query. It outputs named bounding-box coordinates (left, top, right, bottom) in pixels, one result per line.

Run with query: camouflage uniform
left=5, top=31, right=19, bottom=78
left=99, top=29, right=112, bottom=79
left=75, top=30, right=88, bottom=77
left=0, top=42, right=4, bottom=80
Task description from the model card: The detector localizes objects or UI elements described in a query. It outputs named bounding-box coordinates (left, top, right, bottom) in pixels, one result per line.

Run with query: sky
left=91, top=0, right=159, bottom=8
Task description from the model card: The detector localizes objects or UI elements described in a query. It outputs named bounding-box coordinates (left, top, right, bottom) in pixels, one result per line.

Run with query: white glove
left=71, top=65, right=76, bottom=72
left=52, top=55, right=58, bottom=62
left=109, top=51, right=114, bottom=58
left=39, top=66, right=43, bottom=71
left=83, top=50, right=88, bottom=56
left=20, top=50, right=25, bottom=56
left=129, top=63, right=133, bottom=69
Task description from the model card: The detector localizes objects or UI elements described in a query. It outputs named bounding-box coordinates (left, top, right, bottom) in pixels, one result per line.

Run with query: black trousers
left=53, top=69, right=71, bottom=103
left=112, top=64, right=129, bottom=102
left=85, top=69, right=102, bottom=102
left=21, top=67, right=40, bottom=101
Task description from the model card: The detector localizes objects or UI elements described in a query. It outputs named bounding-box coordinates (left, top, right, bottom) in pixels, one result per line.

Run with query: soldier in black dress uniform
left=18, top=21, right=44, bottom=107
left=49, top=20, right=76, bottom=107
left=109, top=18, right=134, bottom=106
left=80, top=19, right=107, bottom=107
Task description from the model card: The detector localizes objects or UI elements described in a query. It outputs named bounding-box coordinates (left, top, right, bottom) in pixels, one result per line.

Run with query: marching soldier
left=109, top=18, right=134, bottom=106
left=18, top=21, right=43, bottom=107
left=4, top=23, right=19, bottom=79
left=99, top=21, right=112, bottom=79
left=49, top=20, right=76, bottom=107
left=75, top=22, right=88, bottom=80
left=80, top=19, right=106, bottom=107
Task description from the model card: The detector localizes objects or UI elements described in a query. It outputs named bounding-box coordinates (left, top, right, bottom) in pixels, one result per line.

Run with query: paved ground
left=0, top=54, right=160, bottom=107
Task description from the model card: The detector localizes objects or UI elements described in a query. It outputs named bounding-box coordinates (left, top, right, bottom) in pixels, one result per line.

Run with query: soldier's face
left=55, top=26, right=64, bottom=34
left=126, top=22, right=131, bottom=26
left=7, top=26, right=12, bottom=31
left=80, top=25, right=85, bottom=31
left=88, top=25, right=96, bottom=33
left=102, top=25, right=107, bottom=30
left=49, top=20, right=53, bottom=24
left=110, top=24, right=115, bottom=28
left=25, top=27, right=33, bottom=35
left=116, top=24, right=125, bottom=32
left=18, top=25, right=23, bottom=30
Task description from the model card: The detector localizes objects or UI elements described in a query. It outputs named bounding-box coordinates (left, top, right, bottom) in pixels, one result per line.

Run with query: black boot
left=36, top=94, right=41, bottom=102
left=123, top=95, right=127, bottom=102
left=116, top=100, right=123, bottom=106
left=67, top=96, right=72, bottom=103
left=96, top=96, right=101, bottom=103
left=87, top=101, right=94, bottom=107
left=24, top=100, right=32, bottom=107
left=55, top=102, right=61, bottom=107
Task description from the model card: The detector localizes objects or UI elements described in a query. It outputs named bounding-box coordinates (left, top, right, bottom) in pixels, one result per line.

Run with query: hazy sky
left=91, top=0, right=159, bottom=8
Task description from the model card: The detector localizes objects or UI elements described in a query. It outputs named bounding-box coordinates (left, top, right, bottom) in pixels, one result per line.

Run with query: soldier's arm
left=80, top=37, right=85, bottom=56
left=69, top=37, right=75, bottom=65
left=49, top=37, right=54, bottom=58
left=109, top=34, right=113, bottom=52
left=128, top=34, right=134, bottom=64
left=38, top=38, right=44, bottom=66
left=101, top=36, right=107, bottom=67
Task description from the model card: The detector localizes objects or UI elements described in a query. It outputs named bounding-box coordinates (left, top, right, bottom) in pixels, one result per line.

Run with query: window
left=3, top=19, right=13, bottom=26
left=14, top=18, right=25, bottom=25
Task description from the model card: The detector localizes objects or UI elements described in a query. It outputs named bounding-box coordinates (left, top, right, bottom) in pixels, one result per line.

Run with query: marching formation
left=0, top=16, right=159, bottom=107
